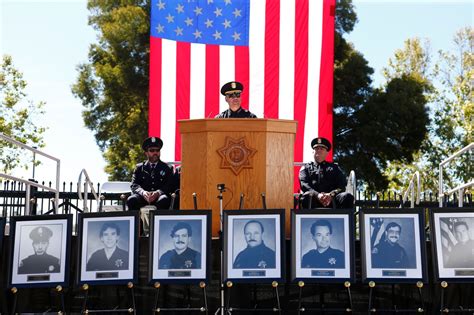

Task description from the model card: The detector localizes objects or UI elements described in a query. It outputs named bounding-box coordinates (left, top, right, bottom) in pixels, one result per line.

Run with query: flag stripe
left=235, top=46, right=250, bottom=108
left=149, top=37, right=162, bottom=136
left=190, top=44, right=205, bottom=119
left=278, top=0, right=295, bottom=121
left=205, top=45, right=219, bottom=118
left=175, top=41, right=191, bottom=161
left=264, top=0, right=280, bottom=118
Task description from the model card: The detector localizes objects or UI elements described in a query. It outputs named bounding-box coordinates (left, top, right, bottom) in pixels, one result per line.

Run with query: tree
left=333, top=0, right=430, bottom=190
left=0, top=55, right=45, bottom=174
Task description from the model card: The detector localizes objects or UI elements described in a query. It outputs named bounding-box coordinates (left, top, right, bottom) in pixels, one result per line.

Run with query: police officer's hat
left=311, top=137, right=331, bottom=151
left=220, top=81, right=243, bottom=96
left=29, top=226, right=53, bottom=243
left=170, top=222, right=192, bottom=237
left=142, top=136, right=163, bottom=151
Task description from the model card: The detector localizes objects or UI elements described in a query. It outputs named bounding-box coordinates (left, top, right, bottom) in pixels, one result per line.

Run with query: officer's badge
left=49, top=265, right=55, bottom=272
left=257, top=260, right=267, bottom=268
left=151, top=137, right=156, bottom=143
left=115, top=259, right=124, bottom=268
left=329, top=258, right=336, bottom=265
left=184, top=260, right=193, bottom=268
left=160, top=170, right=166, bottom=176
left=318, top=138, right=322, bottom=144
left=372, top=248, right=378, bottom=254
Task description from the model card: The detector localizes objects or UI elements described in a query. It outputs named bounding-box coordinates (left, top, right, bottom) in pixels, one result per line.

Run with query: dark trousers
left=126, top=193, right=171, bottom=211
left=300, top=192, right=354, bottom=209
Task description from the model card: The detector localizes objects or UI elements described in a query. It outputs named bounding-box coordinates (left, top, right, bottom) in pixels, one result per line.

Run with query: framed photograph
left=360, top=209, right=427, bottom=283
left=77, top=212, right=139, bottom=285
left=291, top=209, right=355, bottom=283
left=430, top=208, right=474, bottom=282
left=8, top=214, right=72, bottom=288
left=149, top=210, right=211, bottom=284
left=223, top=209, right=285, bottom=283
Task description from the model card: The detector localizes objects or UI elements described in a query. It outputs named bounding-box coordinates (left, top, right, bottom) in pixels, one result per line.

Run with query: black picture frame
left=223, top=209, right=285, bottom=283
left=149, top=210, right=212, bottom=284
left=291, top=209, right=355, bottom=283
left=430, top=207, right=474, bottom=283
left=8, top=214, right=72, bottom=288
left=360, top=208, right=428, bottom=283
left=77, top=211, right=139, bottom=286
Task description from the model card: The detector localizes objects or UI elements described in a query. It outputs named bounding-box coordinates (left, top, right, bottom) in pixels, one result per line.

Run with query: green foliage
left=0, top=55, right=45, bottom=173
left=72, top=0, right=150, bottom=180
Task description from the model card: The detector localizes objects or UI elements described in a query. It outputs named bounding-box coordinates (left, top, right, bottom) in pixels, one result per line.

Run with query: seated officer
left=215, top=81, right=257, bottom=118
left=18, top=226, right=60, bottom=274
left=127, top=136, right=174, bottom=211
left=299, top=137, right=354, bottom=209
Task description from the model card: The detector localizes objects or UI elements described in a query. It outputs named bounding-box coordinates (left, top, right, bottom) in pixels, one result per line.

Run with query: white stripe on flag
left=303, top=0, right=324, bottom=163
left=219, top=45, right=235, bottom=113
left=440, top=220, right=458, bottom=247
left=161, top=39, right=177, bottom=163
left=279, top=0, right=295, bottom=120
left=248, top=0, right=266, bottom=118
left=190, top=43, right=206, bottom=119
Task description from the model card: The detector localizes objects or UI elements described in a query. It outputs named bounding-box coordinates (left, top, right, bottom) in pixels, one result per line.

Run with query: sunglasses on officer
left=226, top=92, right=241, bottom=99
left=148, top=148, right=161, bottom=153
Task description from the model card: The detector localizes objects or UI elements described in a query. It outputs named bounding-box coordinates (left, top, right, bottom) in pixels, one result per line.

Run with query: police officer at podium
left=127, top=136, right=174, bottom=211
left=18, top=226, right=60, bottom=274
left=159, top=222, right=201, bottom=269
left=215, top=81, right=257, bottom=118
left=299, top=137, right=354, bottom=209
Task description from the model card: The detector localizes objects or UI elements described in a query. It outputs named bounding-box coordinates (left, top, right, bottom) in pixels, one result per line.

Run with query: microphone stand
left=216, top=184, right=226, bottom=315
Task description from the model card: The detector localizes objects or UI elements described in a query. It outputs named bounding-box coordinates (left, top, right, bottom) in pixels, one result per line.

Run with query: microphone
left=169, top=193, right=176, bottom=210
left=193, top=192, right=198, bottom=210
left=261, top=193, right=267, bottom=210
left=239, top=193, right=244, bottom=210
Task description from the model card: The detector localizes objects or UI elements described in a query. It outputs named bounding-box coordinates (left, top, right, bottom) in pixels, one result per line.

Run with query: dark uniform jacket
left=159, top=247, right=201, bottom=269
left=299, top=161, right=347, bottom=195
left=372, top=241, right=409, bottom=268
left=445, top=239, right=474, bottom=268
left=215, top=107, right=257, bottom=118
left=86, top=247, right=129, bottom=271
left=18, top=253, right=60, bottom=274
left=301, top=247, right=345, bottom=268
left=131, top=160, right=174, bottom=196
left=233, top=242, right=276, bottom=269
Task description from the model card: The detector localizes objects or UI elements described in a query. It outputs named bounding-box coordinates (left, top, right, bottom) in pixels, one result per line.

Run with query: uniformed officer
left=215, top=81, right=257, bottom=118
left=159, top=222, right=201, bottom=269
left=86, top=222, right=129, bottom=271
left=18, top=226, right=60, bottom=274
left=301, top=220, right=345, bottom=268
left=127, top=136, right=174, bottom=210
left=372, top=222, right=409, bottom=268
left=446, top=221, right=474, bottom=268
left=299, top=137, right=354, bottom=209
left=233, top=220, right=276, bottom=269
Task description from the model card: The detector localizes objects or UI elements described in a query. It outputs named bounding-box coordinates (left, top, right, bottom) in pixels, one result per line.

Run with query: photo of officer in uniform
left=233, top=220, right=276, bottom=269
left=159, top=221, right=201, bottom=269
left=86, top=222, right=129, bottom=271
left=445, top=220, right=474, bottom=268
left=301, top=219, right=345, bottom=268
left=18, top=226, right=60, bottom=274
left=371, top=219, right=413, bottom=269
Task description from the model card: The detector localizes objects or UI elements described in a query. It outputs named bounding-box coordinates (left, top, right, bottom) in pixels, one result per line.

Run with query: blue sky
left=1, top=0, right=472, bottom=183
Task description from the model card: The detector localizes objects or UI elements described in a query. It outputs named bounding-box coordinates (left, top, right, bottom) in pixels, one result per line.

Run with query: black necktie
left=151, top=163, right=156, bottom=171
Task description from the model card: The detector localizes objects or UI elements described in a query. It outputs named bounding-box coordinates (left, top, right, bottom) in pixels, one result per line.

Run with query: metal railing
left=438, top=143, right=474, bottom=207
left=0, top=133, right=60, bottom=213
left=402, top=171, right=421, bottom=208
left=77, top=169, right=100, bottom=212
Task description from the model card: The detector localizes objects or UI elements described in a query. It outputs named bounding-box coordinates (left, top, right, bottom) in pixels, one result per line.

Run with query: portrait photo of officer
left=233, top=219, right=276, bottom=269
left=86, top=221, right=129, bottom=271
left=301, top=219, right=345, bottom=269
left=445, top=220, right=474, bottom=268
left=370, top=218, right=416, bottom=269
left=158, top=221, right=201, bottom=269
left=18, top=226, right=61, bottom=274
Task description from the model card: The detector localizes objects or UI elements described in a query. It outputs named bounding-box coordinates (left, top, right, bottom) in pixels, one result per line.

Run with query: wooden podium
left=179, top=119, right=297, bottom=236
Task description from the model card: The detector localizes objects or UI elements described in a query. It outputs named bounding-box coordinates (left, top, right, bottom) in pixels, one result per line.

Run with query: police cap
left=29, top=226, right=53, bottom=243
left=170, top=222, right=193, bottom=237
left=220, top=81, right=243, bottom=96
left=142, top=136, right=163, bottom=151
left=311, top=137, right=331, bottom=151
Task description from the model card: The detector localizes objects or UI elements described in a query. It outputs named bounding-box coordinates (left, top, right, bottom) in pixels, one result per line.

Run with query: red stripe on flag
left=205, top=45, right=220, bottom=118
left=175, top=42, right=191, bottom=161
left=235, top=46, right=250, bottom=109
left=149, top=37, right=162, bottom=137
left=264, top=0, right=280, bottom=118
left=319, top=0, right=336, bottom=161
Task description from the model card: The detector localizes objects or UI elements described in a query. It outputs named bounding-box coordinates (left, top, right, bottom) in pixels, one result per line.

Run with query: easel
left=152, top=281, right=209, bottom=314
left=80, top=282, right=136, bottom=314
left=439, top=281, right=474, bottom=314
left=367, top=281, right=425, bottom=313
left=9, top=285, right=66, bottom=315
left=295, top=281, right=354, bottom=314
left=225, top=280, right=281, bottom=314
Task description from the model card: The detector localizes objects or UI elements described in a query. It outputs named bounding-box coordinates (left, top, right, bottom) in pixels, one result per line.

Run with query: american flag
left=440, top=217, right=458, bottom=264
left=149, top=0, right=336, bottom=173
